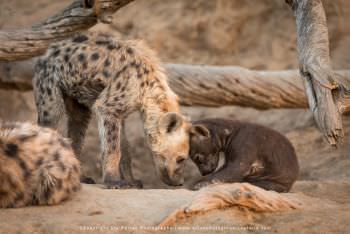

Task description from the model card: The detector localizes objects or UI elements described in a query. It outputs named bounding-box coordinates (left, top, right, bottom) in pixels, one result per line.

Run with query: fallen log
left=1, top=60, right=349, bottom=110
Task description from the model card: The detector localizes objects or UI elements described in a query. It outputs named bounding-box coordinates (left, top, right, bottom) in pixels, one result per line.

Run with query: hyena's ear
left=190, top=124, right=210, bottom=138
left=159, top=112, right=184, bottom=134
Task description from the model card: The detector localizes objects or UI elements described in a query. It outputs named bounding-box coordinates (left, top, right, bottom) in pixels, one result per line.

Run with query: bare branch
left=0, top=0, right=134, bottom=61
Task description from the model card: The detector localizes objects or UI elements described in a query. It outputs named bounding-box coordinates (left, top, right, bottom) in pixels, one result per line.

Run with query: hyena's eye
left=194, top=153, right=204, bottom=163
left=176, top=156, right=186, bottom=164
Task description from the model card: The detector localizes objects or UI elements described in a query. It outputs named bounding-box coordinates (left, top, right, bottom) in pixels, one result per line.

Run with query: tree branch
left=0, top=0, right=134, bottom=61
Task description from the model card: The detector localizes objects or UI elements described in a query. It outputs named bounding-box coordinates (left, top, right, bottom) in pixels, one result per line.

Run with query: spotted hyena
left=0, top=121, right=80, bottom=208
left=33, top=33, right=193, bottom=188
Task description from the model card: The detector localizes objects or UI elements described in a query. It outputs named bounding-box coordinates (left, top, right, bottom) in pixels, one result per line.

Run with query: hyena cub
left=33, top=33, right=192, bottom=188
left=0, top=122, right=80, bottom=208
left=189, top=119, right=299, bottom=192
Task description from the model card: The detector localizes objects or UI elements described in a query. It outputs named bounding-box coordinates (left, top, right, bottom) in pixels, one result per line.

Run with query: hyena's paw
left=192, top=181, right=213, bottom=191
left=103, top=180, right=143, bottom=189
left=129, top=180, right=143, bottom=189
left=80, top=176, right=96, bottom=184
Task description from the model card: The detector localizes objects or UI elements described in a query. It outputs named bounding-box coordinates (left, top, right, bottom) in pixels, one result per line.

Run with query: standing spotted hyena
left=33, top=33, right=193, bottom=188
left=0, top=122, right=80, bottom=208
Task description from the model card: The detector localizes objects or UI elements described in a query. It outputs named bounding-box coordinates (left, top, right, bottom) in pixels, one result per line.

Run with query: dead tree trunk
left=287, top=0, right=348, bottom=145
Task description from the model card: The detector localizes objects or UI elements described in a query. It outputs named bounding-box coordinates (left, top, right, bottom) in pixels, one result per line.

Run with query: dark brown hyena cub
left=0, top=122, right=81, bottom=208
left=189, top=118, right=299, bottom=192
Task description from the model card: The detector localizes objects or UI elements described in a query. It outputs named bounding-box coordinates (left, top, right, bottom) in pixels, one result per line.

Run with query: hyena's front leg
left=97, top=112, right=122, bottom=188
left=119, top=120, right=143, bottom=188
left=191, top=163, right=244, bottom=190
left=96, top=112, right=137, bottom=189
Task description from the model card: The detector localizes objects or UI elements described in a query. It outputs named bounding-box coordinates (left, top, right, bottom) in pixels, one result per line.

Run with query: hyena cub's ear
left=190, top=124, right=210, bottom=138
left=159, top=112, right=184, bottom=134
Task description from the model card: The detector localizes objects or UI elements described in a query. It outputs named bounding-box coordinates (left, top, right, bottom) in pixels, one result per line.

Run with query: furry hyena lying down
left=0, top=122, right=80, bottom=208
left=189, top=118, right=299, bottom=192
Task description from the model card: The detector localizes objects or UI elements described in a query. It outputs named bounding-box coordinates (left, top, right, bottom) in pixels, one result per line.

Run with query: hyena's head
left=189, top=124, right=220, bottom=176
left=152, top=112, right=192, bottom=186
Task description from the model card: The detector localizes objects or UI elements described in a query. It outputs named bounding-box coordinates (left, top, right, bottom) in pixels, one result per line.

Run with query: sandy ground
left=0, top=0, right=349, bottom=233
left=0, top=181, right=350, bottom=234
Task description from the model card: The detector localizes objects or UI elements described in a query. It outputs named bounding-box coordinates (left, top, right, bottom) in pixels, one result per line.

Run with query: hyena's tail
left=159, top=183, right=301, bottom=227
left=33, top=57, right=65, bottom=128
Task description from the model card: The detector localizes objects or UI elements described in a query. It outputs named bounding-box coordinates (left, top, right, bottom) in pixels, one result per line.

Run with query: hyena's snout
left=156, top=155, right=187, bottom=186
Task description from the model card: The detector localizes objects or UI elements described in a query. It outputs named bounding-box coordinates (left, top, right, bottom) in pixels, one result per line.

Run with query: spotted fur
left=0, top=122, right=80, bottom=208
left=33, top=33, right=191, bottom=188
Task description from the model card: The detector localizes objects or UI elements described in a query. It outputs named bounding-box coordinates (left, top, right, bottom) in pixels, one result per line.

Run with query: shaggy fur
left=0, top=122, right=80, bottom=208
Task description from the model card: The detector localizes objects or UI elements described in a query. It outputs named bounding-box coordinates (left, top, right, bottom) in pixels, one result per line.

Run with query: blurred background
left=0, top=0, right=349, bottom=188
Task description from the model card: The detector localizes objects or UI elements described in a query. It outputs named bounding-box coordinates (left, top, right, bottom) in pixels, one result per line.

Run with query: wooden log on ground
left=1, top=59, right=349, bottom=110
left=166, top=64, right=309, bottom=109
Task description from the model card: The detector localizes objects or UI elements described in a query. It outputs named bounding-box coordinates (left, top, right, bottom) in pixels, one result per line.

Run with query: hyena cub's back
left=0, top=122, right=80, bottom=208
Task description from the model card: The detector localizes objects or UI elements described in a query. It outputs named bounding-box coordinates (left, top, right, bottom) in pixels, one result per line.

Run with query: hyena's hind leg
left=119, top=120, right=143, bottom=188
left=64, top=96, right=91, bottom=156
left=33, top=68, right=65, bottom=129
left=64, top=96, right=94, bottom=184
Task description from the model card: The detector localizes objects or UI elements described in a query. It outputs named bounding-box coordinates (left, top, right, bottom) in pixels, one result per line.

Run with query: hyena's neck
left=140, top=72, right=180, bottom=149
left=140, top=102, right=165, bottom=148
left=212, top=130, right=228, bottom=152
